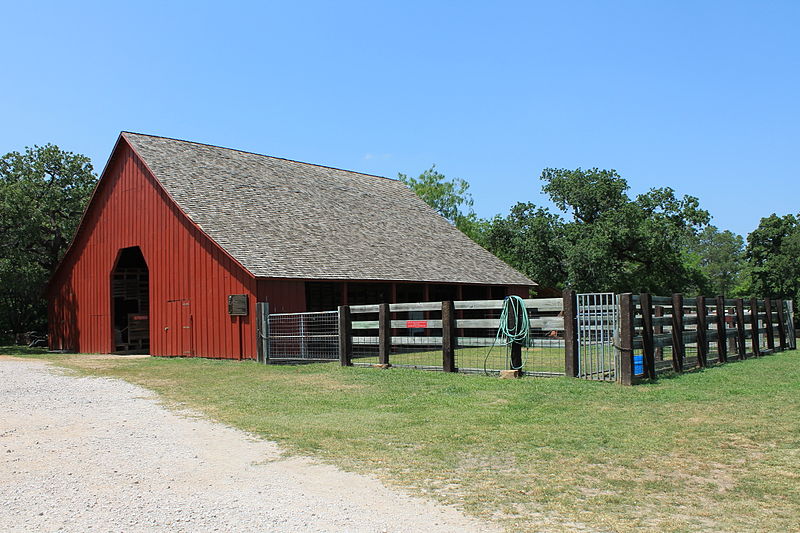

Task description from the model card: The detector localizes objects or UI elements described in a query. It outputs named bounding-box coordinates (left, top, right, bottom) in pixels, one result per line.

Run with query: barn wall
left=256, top=279, right=307, bottom=313
left=49, top=141, right=258, bottom=359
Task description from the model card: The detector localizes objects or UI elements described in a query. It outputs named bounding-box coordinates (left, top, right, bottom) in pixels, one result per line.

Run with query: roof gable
left=122, top=132, right=534, bottom=286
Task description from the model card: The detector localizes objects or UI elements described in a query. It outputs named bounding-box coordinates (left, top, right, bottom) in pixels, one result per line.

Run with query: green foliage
left=483, top=203, right=566, bottom=288
left=398, top=165, right=489, bottom=243
left=400, top=165, right=717, bottom=294
left=0, top=144, right=96, bottom=335
left=485, top=168, right=709, bottom=293
left=687, top=225, right=745, bottom=297
left=744, top=213, right=800, bottom=305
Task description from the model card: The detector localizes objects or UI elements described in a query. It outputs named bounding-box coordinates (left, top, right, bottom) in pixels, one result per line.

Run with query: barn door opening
left=111, top=246, right=150, bottom=354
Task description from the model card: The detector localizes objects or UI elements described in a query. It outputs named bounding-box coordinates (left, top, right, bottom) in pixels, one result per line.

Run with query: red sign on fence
left=406, top=320, right=428, bottom=328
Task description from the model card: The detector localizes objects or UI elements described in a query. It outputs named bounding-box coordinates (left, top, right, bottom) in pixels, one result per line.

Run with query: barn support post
left=764, top=298, right=775, bottom=352
left=749, top=298, right=761, bottom=357
left=563, top=289, right=579, bottom=377
left=671, top=293, right=685, bottom=372
left=255, top=302, right=269, bottom=363
left=617, top=293, right=635, bottom=386
left=338, top=305, right=353, bottom=366
left=776, top=300, right=788, bottom=351
left=378, top=303, right=391, bottom=366
left=639, top=293, right=656, bottom=379
left=695, top=296, right=708, bottom=368
left=441, top=301, right=457, bottom=372
left=735, top=299, right=747, bottom=359
left=715, top=296, right=728, bottom=362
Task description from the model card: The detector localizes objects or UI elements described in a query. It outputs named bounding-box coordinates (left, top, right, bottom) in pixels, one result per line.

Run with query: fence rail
left=342, top=298, right=565, bottom=375
left=614, top=293, right=796, bottom=384
left=257, top=291, right=796, bottom=385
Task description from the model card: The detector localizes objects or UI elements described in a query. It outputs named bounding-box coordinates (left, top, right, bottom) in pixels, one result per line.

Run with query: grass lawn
left=4, top=346, right=799, bottom=532
left=352, top=344, right=566, bottom=374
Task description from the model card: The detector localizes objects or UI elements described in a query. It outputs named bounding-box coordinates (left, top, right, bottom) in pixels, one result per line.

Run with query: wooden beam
left=256, top=302, right=269, bottom=363
left=735, top=299, right=747, bottom=359
left=640, top=293, right=656, bottom=379
left=695, top=296, right=708, bottom=368
left=508, top=299, right=524, bottom=371
left=442, top=301, right=457, bottom=372
left=654, top=305, right=664, bottom=361
left=563, top=289, right=579, bottom=377
left=671, top=293, right=685, bottom=372
left=749, top=298, right=761, bottom=357
left=715, top=295, right=728, bottom=363
left=618, top=293, right=635, bottom=385
left=378, top=303, right=391, bottom=365
left=776, top=299, right=788, bottom=351
left=764, top=298, right=775, bottom=351
left=338, top=305, right=353, bottom=366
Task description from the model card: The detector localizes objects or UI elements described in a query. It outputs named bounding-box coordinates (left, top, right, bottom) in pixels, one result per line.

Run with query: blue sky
left=2, top=1, right=798, bottom=237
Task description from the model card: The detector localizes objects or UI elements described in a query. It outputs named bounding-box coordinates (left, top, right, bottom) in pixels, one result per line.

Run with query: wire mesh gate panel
left=267, top=311, right=339, bottom=361
left=576, top=293, right=619, bottom=381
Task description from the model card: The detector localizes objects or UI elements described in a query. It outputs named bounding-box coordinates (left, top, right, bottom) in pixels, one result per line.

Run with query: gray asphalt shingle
left=123, top=132, right=534, bottom=286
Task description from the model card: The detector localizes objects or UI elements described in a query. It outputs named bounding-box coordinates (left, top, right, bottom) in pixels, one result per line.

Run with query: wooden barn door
left=165, top=299, right=193, bottom=356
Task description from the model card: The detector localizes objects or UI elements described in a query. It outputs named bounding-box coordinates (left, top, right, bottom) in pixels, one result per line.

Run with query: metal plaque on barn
left=227, top=294, right=249, bottom=316
left=406, top=320, right=428, bottom=328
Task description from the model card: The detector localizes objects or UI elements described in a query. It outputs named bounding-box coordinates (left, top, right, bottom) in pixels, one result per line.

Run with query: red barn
left=48, top=133, right=534, bottom=359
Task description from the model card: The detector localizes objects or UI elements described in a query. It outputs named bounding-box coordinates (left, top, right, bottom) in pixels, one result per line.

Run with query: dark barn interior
left=304, top=281, right=509, bottom=312
left=111, top=246, right=150, bottom=354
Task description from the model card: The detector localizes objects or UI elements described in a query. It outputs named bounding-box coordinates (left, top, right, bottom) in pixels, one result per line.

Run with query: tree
left=0, top=144, right=96, bottom=336
left=483, top=204, right=566, bottom=289
left=687, top=225, right=745, bottom=297
left=744, top=213, right=800, bottom=304
left=398, top=165, right=488, bottom=243
left=484, top=168, right=709, bottom=293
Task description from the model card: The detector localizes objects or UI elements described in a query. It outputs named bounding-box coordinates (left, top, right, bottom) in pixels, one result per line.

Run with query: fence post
left=764, top=298, right=775, bottom=352
left=338, top=305, right=353, bottom=366
left=696, top=296, right=708, bottom=368
left=654, top=305, right=664, bottom=360
left=256, top=302, right=269, bottom=363
left=508, top=300, right=524, bottom=372
left=442, top=300, right=457, bottom=372
left=788, top=300, right=797, bottom=349
left=776, top=300, right=788, bottom=351
left=671, top=293, right=685, bottom=372
left=563, top=289, right=579, bottom=377
left=378, top=303, right=391, bottom=366
left=640, top=293, right=656, bottom=379
left=617, top=293, right=635, bottom=386
left=715, top=295, right=728, bottom=363
left=735, top=299, right=747, bottom=360
left=749, top=298, right=761, bottom=357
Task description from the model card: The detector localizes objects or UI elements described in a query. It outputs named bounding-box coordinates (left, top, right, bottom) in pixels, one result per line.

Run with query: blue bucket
left=634, top=355, right=644, bottom=376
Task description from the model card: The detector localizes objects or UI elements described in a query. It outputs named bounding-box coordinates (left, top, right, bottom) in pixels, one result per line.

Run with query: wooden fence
left=611, top=294, right=797, bottom=385
left=338, top=298, right=565, bottom=375
left=328, top=292, right=796, bottom=385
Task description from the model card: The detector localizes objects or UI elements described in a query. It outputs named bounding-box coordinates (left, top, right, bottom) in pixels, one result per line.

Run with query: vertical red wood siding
left=256, top=279, right=307, bottom=313
left=48, top=138, right=533, bottom=359
left=48, top=140, right=258, bottom=359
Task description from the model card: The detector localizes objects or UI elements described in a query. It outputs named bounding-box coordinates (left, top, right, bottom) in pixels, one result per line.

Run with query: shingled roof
left=123, top=132, right=534, bottom=286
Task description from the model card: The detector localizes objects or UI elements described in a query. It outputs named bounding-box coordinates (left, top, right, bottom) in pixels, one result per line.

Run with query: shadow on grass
left=0, top=345, right=50, bottom=357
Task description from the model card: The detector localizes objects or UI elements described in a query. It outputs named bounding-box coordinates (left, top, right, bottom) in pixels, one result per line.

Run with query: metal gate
left=261, top=309, right=339, bottom=362
left=576, top=293, right=619, bottom=381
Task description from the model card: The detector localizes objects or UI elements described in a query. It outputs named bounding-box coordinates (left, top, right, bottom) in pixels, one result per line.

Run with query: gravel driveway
left=0, top=357, right=498, bottom=533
